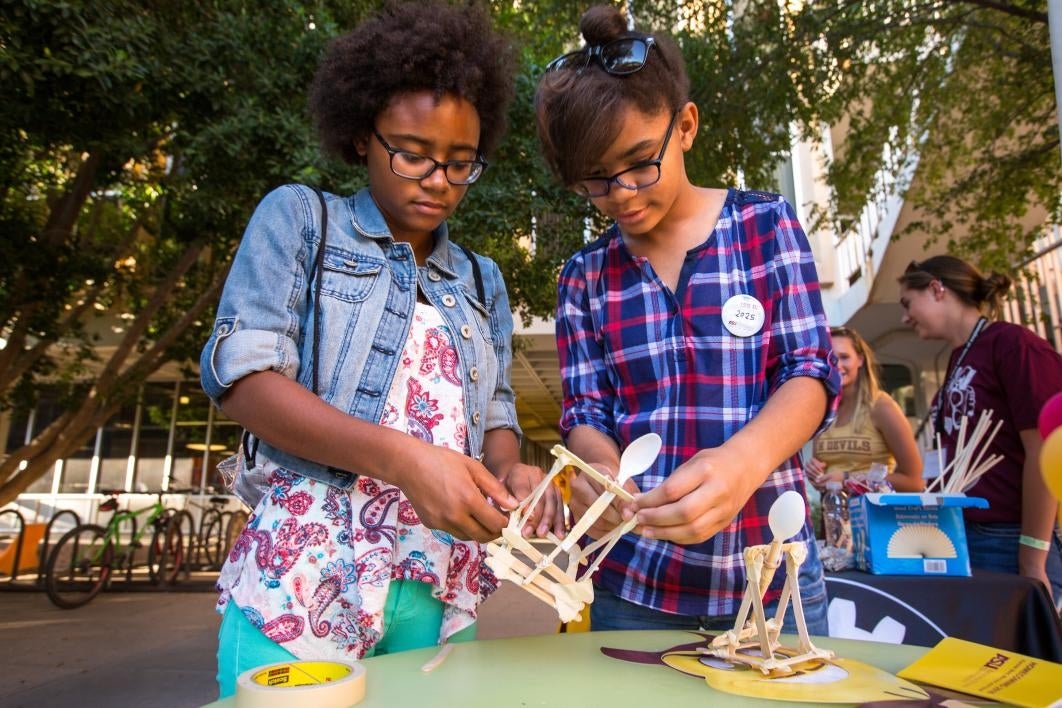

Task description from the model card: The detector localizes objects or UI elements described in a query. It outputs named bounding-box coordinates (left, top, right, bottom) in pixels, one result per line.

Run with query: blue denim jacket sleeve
left=200, top=185, right=312, bottom=402
left=484, top=257, right=521, bottom=438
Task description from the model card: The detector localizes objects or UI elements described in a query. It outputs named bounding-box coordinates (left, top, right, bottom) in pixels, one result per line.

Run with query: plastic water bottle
left=822, top=480, right=852, bottom=552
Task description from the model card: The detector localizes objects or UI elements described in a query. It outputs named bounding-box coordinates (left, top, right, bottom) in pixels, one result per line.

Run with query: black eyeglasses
left=573, top=111, right=677, bottom=198
left=546, top=37, right=656, bottom=76
left=372, top=129, right=487, bottom=185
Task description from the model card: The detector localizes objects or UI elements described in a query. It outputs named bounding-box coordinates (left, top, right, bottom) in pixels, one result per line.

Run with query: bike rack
left=38, top=509, right=82, bottom=586
left=0, top=509, right=26, bottom=582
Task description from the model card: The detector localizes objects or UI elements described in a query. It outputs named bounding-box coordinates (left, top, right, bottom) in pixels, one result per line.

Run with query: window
left=136, top=382, right=178, bottom=492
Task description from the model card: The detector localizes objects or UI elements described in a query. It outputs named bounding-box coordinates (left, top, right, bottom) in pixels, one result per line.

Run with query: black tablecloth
left=824, top=569, right=1062, bottom=661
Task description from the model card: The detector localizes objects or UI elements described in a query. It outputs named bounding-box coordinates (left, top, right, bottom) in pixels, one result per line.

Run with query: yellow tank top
left=813, top=392, right=895, bottom=475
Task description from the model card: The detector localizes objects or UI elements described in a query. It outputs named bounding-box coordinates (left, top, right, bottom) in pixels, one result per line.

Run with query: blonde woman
left=807, top=327, right=924, bottom=493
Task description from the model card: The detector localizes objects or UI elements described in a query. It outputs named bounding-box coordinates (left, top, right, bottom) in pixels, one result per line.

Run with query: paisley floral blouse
left=216, top=303, right=497, bottom=660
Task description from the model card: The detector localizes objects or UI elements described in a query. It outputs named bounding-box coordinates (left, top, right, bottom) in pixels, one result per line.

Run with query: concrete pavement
left=0, top=578, right=560, bottom=707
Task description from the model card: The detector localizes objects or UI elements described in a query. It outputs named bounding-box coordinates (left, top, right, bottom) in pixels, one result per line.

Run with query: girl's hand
left=815, top=469, right=846, bottom=492
left=804, top=456, right=826, bottom=483
left=568, top=464, right=640, bottom=540
left=631, top=447, right=757, bottom=545
left=395, top=441, right=519, bottom=543
left=805, top=457, right=844, bottom=492
left=502, top=462, right=566, bottom=539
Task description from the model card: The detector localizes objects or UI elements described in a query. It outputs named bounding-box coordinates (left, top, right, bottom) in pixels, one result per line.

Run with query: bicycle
left=168, top=489, right=235, bottom=571
left=44, top=490, right=184, bottom=609
left=220, top=508, right=249, bottom=566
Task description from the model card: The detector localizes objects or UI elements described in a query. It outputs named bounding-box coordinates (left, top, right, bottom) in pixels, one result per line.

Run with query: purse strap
left=455, top=242, right=485, bottom=308
left=309, top=186, right=328, bottom=396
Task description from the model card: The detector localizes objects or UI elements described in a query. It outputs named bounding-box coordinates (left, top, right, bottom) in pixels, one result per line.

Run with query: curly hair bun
left=580, top=5, right=629, bottom=45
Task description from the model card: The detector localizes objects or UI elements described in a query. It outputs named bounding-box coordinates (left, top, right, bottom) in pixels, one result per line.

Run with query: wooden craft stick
left=936, top=433, right=944, bottom=484
left=574, top=517, right=638, bottom=577
left=756, top=539, right=784, bottom=597
left=420, top=644, right=455, bottom=672
left=959, top=418, right=1002, bottom=491
left=485, top=543, right=570, bottom=604
left=501, top=528, right=580, bottom=587
left=560, top=493, right=615, bottom=553
left=553, top=447, right=636, bottom=502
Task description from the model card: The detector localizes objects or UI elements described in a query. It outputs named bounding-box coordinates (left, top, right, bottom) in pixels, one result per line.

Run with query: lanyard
left=933, top=316, right=988, bottom=437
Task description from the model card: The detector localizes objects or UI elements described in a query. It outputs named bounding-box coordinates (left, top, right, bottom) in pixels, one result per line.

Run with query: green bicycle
left=44, top=490, right=184, bottom=609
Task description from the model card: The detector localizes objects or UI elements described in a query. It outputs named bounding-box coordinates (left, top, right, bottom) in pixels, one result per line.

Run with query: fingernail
left=642, top=528, right=654, bottom=539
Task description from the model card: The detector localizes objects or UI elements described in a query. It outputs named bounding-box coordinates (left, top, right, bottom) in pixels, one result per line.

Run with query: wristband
left=1018, top=534, right=1051, bottom=551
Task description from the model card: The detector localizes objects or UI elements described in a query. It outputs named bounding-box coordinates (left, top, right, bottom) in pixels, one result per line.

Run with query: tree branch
left=0, top=216, right=147, bottom=397
left=957, top=0, right=1047, bottom=24
left=91, top=240, right=205, bottom=395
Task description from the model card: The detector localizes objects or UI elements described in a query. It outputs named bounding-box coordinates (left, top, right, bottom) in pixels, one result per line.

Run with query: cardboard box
left=849, top=493, right=988, bottom=576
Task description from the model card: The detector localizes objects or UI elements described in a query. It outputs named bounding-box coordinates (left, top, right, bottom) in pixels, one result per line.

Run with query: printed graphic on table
left=601, top=633, right=928, bottom=703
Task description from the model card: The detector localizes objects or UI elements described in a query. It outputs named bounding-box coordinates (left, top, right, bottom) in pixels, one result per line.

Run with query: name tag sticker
left=721, top=294, right=765, bottom=337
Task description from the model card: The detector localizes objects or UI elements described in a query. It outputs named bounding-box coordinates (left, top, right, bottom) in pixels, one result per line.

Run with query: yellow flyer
left=898, top=637, right=1062, bottom=707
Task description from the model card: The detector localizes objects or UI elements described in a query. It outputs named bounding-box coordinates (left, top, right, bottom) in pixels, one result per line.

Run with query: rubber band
left=1018, top=534, right=1051, bottom=551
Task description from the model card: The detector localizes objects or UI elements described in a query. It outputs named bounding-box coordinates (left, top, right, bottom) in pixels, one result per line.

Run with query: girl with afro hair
left=202, top=2, right=561, bottom=695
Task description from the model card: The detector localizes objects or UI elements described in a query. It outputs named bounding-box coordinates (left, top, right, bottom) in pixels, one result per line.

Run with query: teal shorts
left=216, top=580, right=476, bottom=698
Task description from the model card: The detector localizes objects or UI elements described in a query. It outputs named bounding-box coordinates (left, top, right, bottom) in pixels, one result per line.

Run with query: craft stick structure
left=926, top=408, right=1003, bottom=495
left=705, top=491, right=835, bottom=675
left=485, top=434, right=661, bottom=623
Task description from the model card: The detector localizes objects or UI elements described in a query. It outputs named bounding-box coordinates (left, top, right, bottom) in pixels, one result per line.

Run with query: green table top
left=207, top=631, right=929, bottom=707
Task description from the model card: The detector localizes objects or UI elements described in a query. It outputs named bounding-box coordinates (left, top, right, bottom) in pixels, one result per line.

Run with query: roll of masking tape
left=235, top=660, right=366, bottom=708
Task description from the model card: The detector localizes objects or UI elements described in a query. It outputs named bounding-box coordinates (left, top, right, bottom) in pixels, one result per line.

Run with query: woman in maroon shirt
left=899, top=255, right=1062, bottom=607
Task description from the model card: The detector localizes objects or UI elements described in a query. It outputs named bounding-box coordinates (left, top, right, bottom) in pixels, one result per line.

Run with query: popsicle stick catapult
left=705, top=491, right=835, bottom=675
left=485, top=434, right=662, bottom=623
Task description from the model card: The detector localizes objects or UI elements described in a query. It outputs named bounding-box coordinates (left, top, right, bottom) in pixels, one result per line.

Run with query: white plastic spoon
left=768, top=490, right=806, bottom=542
left=558, top=432, right=662, bottom=553
left=758, top=490, right=807, bottom=596
left=617, top=432, right=662, bottom=483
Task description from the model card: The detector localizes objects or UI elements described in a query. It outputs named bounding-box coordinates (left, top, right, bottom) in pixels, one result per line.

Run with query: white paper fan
left=886, top=524, right=957, bottom=559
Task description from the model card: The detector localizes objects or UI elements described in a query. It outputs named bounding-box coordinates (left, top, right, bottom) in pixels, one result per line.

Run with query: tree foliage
left=3, top=0, right=1052, bottom=502
left=0, top=0, right=379, bottom=502
left=761, top=0, right=1058, bottom=270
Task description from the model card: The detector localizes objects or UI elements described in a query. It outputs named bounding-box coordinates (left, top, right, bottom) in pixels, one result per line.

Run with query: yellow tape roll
left=235, top=660, right=366, bottom=708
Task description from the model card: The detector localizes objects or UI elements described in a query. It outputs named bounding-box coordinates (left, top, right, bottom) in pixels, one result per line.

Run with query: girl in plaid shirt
left=535, top=5, right=841, bottom=631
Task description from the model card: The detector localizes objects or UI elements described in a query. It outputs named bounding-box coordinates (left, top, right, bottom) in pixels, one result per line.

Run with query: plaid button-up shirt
left=556, top=189, right=839, bottom=617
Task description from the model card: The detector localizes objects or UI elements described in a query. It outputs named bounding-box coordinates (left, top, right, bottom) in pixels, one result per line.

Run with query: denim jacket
left=200, top=184, right=521, bottom=489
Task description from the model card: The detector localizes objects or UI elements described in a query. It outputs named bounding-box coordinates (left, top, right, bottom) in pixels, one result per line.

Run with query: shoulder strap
left=309, top=187, right=328, bottom=396
left=455, top=242, right=485, bottom=308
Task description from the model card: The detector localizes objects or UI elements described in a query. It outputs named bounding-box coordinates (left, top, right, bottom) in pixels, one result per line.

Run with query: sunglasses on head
left=546, top=37, right=656, bottom=76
